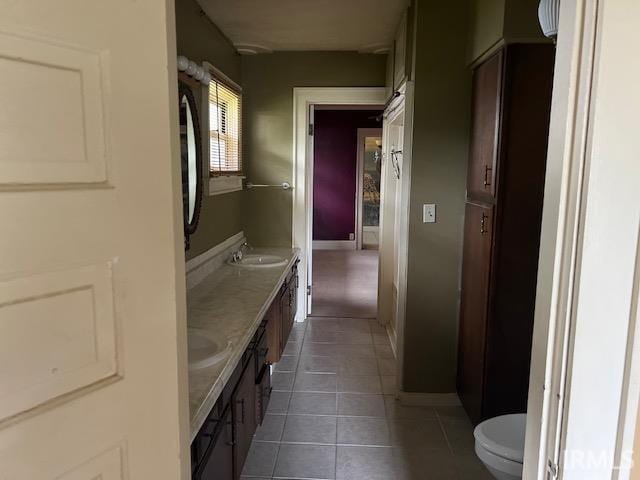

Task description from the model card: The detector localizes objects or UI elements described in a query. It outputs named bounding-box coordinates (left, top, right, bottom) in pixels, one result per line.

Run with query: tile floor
left=241, top=317, right=492, bottom=480
left=311, top=250, right=379, bottom=319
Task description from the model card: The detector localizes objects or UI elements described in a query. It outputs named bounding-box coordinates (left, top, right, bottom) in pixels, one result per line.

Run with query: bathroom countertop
left=187, top=247, right=300, bottom=441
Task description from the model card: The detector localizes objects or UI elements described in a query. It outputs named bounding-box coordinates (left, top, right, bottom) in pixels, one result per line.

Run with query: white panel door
left=0, top=1, right=190, bottom=479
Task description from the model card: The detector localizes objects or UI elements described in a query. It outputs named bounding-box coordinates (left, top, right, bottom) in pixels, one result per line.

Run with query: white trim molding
left=208, top=175, right=244, bottom=196
left=312, top=240, right=356, bottom=250
left=292, top=87, right=387, bottom=318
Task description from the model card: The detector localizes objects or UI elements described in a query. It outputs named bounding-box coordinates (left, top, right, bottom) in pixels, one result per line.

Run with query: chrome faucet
left=231, top=242, right=251, bottom=263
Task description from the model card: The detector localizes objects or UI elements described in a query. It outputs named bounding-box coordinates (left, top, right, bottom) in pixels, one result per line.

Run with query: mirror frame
left=178, top=81, right=203, bottom=250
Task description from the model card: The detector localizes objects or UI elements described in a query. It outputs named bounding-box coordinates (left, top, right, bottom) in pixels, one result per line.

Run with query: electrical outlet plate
left=423, top=204, right=436, bottom=223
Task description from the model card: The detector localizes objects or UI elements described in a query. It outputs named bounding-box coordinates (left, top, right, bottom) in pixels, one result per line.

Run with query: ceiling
left=196, top=0, right=408, bottom=53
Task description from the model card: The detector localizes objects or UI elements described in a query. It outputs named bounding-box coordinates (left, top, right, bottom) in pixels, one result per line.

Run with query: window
left=209, top=75, right=241, bottom=175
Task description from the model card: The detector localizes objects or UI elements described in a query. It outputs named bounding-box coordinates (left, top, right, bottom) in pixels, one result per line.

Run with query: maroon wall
left=313, top=110, right=382, bottom=241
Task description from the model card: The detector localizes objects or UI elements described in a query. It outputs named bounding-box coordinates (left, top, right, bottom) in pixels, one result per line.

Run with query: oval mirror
left=178, top=82, right=203, bottom=249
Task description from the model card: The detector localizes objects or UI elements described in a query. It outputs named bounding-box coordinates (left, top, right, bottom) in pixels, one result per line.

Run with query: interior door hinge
left=546, top=460, right=559, bottom=480
left=308, top=123, right=314, bottom=136
left=307, top=285, right=312, bottom=296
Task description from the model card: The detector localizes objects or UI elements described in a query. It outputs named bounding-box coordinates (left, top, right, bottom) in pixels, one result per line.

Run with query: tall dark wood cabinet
left=457, top=44, right=555, bottom=424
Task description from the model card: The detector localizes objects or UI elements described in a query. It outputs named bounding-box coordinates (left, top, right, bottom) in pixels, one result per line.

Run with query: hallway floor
left=240, top=316, right=492, bottom=479
left=311, top=249, right=378, bottom=319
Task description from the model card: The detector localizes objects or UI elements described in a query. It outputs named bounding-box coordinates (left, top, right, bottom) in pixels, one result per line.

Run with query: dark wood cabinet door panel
left=232, top=355, right=257, bottom=480
left=467, top=51, right=502, bottom=200
left=197, top=407, right=233, bottom=480
left=457, top=202, right=494, bottom=423
left=266, top=301, right=281, bottom=364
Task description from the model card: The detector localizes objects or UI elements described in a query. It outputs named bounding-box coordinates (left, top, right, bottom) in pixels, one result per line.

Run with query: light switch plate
left=423, top=204, right=436, bottom=223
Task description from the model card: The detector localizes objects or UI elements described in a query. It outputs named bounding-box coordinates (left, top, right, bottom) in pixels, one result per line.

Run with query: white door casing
left=292, top=87, right=386, bottom=318
left=0, top=1, right=190, bottom=479
left=524, top=0, right=640, bottom=478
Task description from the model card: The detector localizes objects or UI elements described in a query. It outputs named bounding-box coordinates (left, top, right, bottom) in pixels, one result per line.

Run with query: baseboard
left=398, top=392, right=461, bottom=407
left=186, top=231, right=245, bottom=289
left=312, top=240, right=356, bottom=250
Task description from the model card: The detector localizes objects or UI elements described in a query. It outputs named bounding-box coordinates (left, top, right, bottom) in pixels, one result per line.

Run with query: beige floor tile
left=337, top=375, right=382, bottom=394
left=380, top=376, right=397, bottom=395
left=298, top=355, right=339, bottom=374
left=241, top=441, right=279, bottom=477
left=254, top=414, right=286, bottom=442
left=274, top=355, right=298, bottom=372
left=282, top=414, right=338, bottom=444
left=388, top=418, right=450, bottom=451
left=384, top=396, right=437, bottom=420
left=271, top=372, right=295, bottom=391
left=377, top=357, right=397, bottom=375
left=338, top=393, right=386, bottom=417
left=293, top=372, right=337, bottom=392
left=336, top=446, right=394, bottom=480
left=337, top=356, right=379, bottom=376
left=274, top=443, right=337, bottom=479
left=267, top=391, right=291, bottom=414
left=338, top=416, right=391, bottom=446
left=288, top=392, right=338, bottom=415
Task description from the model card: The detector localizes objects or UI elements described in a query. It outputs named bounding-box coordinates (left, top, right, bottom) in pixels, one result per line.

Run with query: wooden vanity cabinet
left=191, top=260, right=299, bottom=480
left=457, top=44, right=555, bottom=424
left=266, top=260, right=300, bottom=364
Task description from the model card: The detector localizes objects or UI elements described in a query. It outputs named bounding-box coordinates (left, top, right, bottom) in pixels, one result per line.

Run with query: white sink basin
left=187, top=329, right=231, bottom=371
left=228, top=254, right=287, bottom=268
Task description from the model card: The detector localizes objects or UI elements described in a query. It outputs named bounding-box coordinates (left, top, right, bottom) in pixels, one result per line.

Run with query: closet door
left=467, top=51, right=503, bottom=200
left=457, top=202, right=494, bottom=423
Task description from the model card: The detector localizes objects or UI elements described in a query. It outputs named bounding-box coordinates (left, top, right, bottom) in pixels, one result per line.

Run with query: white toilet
left=474, top=413, right=526, bottom=480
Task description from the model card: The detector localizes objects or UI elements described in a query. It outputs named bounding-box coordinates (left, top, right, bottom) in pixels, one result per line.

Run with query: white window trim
left=208, top=175, right=245, bottom=196
left=201, top=62, right=243, bottom=196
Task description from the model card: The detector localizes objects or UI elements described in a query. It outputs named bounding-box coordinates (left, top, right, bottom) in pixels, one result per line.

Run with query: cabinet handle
left=480, top=213, right=489, bottom=235
left=236, top=399, right=245, bottom=424
left=483, top=165, right=492, bottom=187
left=225, top=418, right=235, bottom=446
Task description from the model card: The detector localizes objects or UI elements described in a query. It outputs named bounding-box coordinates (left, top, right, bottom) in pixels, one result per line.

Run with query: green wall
left=241, top=52, right=387, bottom=246
left=401, top=0, right=472, bottom=393
left=398, top=0, right=547, bottom=393
left=468, top=0, right=546, bottom=63
left=175, top=0, right=244, bottom=260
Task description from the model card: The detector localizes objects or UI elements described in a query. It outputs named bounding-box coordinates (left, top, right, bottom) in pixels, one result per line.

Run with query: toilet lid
left=474, top=414, right=526, bottom=463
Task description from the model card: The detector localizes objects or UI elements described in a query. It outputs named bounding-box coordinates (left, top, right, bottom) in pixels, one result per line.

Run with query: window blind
left=209, top=76, right=242, bottom=175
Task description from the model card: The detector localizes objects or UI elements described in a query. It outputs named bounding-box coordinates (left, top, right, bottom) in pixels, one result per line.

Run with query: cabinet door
left=232, top=357, right=257, bottom=479
left=198, top=407, right=234, bottom=480
left=279, top=285, right=292, bottom=348
left=457, top=203, right=494, bottom=424
left=266, top=301, right=282, bottom=364
left=467, top=51, right=503, bottom=200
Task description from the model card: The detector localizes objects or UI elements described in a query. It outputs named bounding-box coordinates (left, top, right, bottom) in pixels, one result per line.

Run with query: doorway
left=310, top=108, right=382, bottom=318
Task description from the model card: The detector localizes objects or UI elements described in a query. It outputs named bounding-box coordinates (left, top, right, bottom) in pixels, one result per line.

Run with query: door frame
left=356, top=127, right=383, bottom=250
left=292, top=87, right=386, bottom=317
left=524, top=0, right=640, bottom=478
